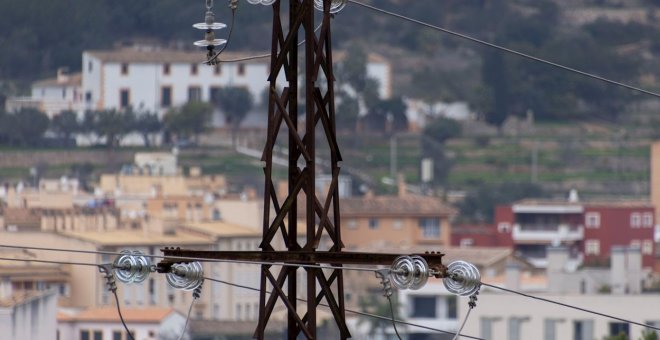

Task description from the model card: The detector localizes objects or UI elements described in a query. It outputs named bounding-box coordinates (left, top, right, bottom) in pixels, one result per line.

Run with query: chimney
left=610, top=246, right=627, bottom=294
left=626, top=246, right=642, bottom=294
left=505, top=261, right=521, bottom=291
left=397, top=174, right=407, bottom=197
left=57, top=67, right=70, bottom=83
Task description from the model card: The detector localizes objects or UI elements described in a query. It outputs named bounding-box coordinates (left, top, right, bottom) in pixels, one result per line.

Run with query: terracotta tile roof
left=181, top=221, right=259, bottom=238
left=58, top=307, right=177, bottom=323
left=339, top=194, right=456, bottom=217
left=33, top=73, right=82, bottom=87
left=515, top=198, right=653, bottom=208
left=62, top=229, right=213, bottom=246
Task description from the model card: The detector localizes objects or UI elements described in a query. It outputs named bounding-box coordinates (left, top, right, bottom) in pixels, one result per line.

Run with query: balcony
left=512, top=224, right=584, bottom=243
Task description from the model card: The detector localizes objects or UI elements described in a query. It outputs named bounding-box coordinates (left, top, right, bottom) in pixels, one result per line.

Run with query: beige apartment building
left=340, top=192, right=456, bottom=250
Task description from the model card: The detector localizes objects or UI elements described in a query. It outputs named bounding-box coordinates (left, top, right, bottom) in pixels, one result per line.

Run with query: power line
left=0, top=244, right=379, bottom=273
left=347, top=0, right=660, bottom=100
left=202, top=276, right=486, bottom=340
left=480, top=282, right=660, bottom=332
left=113, top=292, right=135, bottom=340
left=0, top=256, right=99, bottom=267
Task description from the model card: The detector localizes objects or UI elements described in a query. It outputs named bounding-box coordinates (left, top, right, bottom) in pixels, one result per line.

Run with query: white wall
left=58, top=313, right=186, bottom=340
left=462, top=292, right=660, bottom=340
left=0, top=290, right=57, bottom=340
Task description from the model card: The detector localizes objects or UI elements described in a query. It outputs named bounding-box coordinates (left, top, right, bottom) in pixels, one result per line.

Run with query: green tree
left=1, top=108, right=50, bottom=146
left=423, top=117, right=462, bottom=144
left=336, top=92, right=360, bottom=131
left=164, top=101, right=213, bottom=143
left=640, top=330, right=659, bottom=340
left=213, top=87, right=253, bottom=147
left=133, top=112, right=161, bottom=147
left=51, top=110, right=79, bottom=141
left=356, top=294, right=402, bottom=337
left=95, top=109, right=135, bottom=148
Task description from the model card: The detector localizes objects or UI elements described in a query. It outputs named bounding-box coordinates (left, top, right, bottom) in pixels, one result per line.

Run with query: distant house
left=5, top=68, right=83, bottom=118
left=81, top=46, right=391, bottom=119
left=57, top=307, right=186, bottom=340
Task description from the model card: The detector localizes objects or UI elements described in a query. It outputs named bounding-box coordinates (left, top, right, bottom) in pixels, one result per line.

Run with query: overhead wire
left=202, top=276, right=485, bottom=340
left=4, top=251, right=656, bottom=335
left=346, top=0, right=660, bottom=100
left=113, top=291, right=136, bottom=340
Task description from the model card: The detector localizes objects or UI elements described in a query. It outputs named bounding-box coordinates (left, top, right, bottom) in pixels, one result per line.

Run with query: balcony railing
left=512, top=224, right=584, bottom=242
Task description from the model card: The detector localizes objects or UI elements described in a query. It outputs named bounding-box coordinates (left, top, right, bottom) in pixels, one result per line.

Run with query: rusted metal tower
left=158, top=1, right=446, bottom=339
left=257, top=0, right=346, bottom=338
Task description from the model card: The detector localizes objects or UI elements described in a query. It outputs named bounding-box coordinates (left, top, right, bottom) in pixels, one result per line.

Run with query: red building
left=453, top=196, right=655, bottom=269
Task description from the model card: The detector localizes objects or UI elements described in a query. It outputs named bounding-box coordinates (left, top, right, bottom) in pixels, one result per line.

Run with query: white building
left=0, top=289, right=58, bottom=340
left=81, top=46, right=392, bottom=118
left=5, top=68, right=83, bottom=118
left=57, top=307, right=186, bottom=340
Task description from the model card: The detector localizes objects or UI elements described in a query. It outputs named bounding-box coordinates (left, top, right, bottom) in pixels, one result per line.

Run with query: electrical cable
left=177, top=284, right=202, bottom=340
left=386, top=295, right=402, bottom=340
left=113, top=291, right=136, bottom=340
left=453, top=307, right=472, bottom=340
left=0, top=244, right=379, bottom=273
left=0, top=256, right=100, bottom=267
left=202, top=276, right=485, bottom=340
left=208, top=23, right=323, bottom=63
left=205, top=2, right=237, bottom=65
left=480, top=282, right=660, bottom=332
left=347, top=0, right=660, bottom=100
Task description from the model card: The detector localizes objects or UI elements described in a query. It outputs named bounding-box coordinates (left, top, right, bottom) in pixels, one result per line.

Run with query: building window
left=347, top=219, right=357, bottom=230
left=446, top=295, right=457, bottom=319
left=643, top=240, right=654, bottom=255
left=188, top=86, right=202, bottom=102
left=481, top=318, right=494, bottom=339
left=498, top=222, right=511, bottom=233
left=236, top=304, right=242, bottom=320
left=163, top=63, right=171, bottom=75
left=643, top=213, right=653, bottom=227
left=631, top=239, right=641, bottom=249
left=238, top=63, right=246, bottom=76
left=574, top=320, right=594, bottom=340
left=609, top=322, right=630, bottom=338
left=88, top=61, right=93, bottom=72
left=508, top=317, right=524, bottom=340
left=419, top=218, right=440, bottom=238
left=85, top=91, right=92, bottom=102
left=120, top=89, right=130, bottom=109
left=209, top=86, right=222, bottom=104
left=214, top=64, right=222, bottom=75
left=121, top=63, right=129, bottom=75
left=368, top=218, right=379, bottom=230
left=410, top=296, right=436, bottom=318
left=645, top=321, right=660, bottom=338
left=62, top=88, right=66, bottom=99
left=585, top=240, right=600, bottom=255
left=81, top=330, right=90, bottom=340
left=460, top=238, right=474, bottom=247
left=93, top=330, right=103, bottom=340
left=213, top=209, right=221, bottom=221
left=161, top=86, right=172, bottom=107
left=631, top=213, right=642, bottom=228
left=191, top=63, right=198, bottom=75
left=544, top=319, right=557, bottom=340
left=585, top=212, right=600, bottom=228
left=149, top=278, right=156, bottom=305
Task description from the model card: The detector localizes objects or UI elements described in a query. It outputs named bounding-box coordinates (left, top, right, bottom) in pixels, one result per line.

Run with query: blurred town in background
left=3, top=0, right=660, bottom=339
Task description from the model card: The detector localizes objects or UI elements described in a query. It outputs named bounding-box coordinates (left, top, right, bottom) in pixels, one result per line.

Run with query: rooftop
left=63, top=229, right=213, bottom=247
left=58, top=307, right=178, bottom=323
left=514, top=198, right=654, bottom=208
left=0, top=290, right=55, bottom=308
left=85, top=47, right=388, bottom=65
left=182, top=221, right=259, bottom=238
left=340, top=194, right=456, bottom=217
left=32, top=73, right=82, bottom=88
